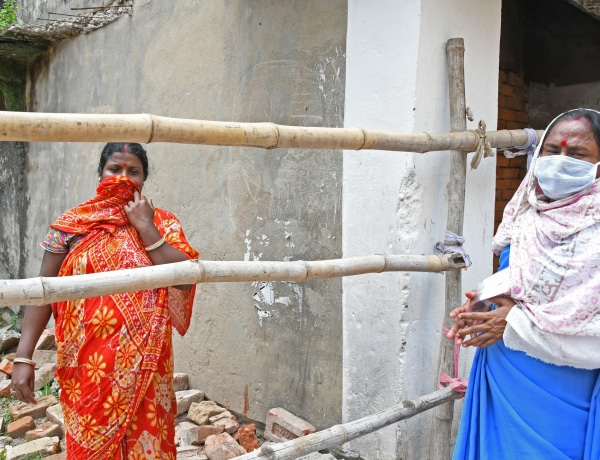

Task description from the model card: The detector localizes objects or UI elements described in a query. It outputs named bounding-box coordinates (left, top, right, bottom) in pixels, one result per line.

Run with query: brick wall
left=494, top=69, right=529, bottom=267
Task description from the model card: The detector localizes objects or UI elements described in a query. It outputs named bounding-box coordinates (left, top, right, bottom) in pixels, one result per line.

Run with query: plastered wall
left=23, top=0, right=346, bottom=431
left=18, top=0, right=504, bottom=458
left=343, top=0, right=501, bottom=458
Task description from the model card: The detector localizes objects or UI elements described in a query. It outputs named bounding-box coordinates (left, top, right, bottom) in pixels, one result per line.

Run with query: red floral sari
left=50, top=176, right=198, bottom=459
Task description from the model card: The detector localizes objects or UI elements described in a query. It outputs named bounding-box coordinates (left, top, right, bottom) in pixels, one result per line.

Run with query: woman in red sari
left=12, top=143, right=199, bottom=459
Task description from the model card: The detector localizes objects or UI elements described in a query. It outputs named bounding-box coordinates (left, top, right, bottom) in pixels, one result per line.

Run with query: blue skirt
left=453, top=247, right=600, bottom=459
left=453, top=342, right=600, bottom=459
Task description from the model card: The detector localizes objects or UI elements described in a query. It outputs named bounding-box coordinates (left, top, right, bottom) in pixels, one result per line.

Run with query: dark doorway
left=495, top=0, right=600, bottom=266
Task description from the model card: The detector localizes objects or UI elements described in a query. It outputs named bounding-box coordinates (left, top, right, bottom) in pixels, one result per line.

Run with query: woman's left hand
left=454, top=296, right=516, bottom=348
left=124, top=190, right=155, bottom=232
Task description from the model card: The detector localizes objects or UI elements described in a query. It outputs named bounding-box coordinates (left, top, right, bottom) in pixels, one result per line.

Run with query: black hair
left=543, top=108, right=600, bottom=151
left=97, top=143, right=149, bottom=180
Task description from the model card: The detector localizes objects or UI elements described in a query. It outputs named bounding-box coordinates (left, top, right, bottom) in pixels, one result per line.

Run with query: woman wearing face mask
left=448, top=109, right=600, bottom=459
left=11, top=143, right=199, bottom=459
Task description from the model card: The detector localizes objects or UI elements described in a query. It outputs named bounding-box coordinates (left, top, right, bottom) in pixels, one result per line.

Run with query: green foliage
left=10, top=314, right=17, bottom=330
left=2, top=406, right=12, bottom=428
left=39, top=381, right=58, bottom=398
left=0, top=0, right=18, bottom=30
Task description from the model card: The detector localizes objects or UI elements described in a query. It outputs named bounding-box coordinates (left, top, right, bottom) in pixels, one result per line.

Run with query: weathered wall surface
left=16, top=0, right=505, bottom=457
left=23, top=0, right=346, bottom=430
left=343, top=0, right=501, bottom=458
left=0, top=57, right=27, bottom=327
left=529, top=82, right=600, bottom=127
left=0, top=141, right=26, bottom=281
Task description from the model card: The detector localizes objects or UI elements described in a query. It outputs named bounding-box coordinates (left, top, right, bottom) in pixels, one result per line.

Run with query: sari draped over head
left=453, top=109, right=600, bottom=460
left=48, top=175, right=199, bottom=460
left=494, top=109, right=600, bottom=338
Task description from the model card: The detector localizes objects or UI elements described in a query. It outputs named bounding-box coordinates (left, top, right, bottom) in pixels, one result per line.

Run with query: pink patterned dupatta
left=493, top=110, right=600, bottom=337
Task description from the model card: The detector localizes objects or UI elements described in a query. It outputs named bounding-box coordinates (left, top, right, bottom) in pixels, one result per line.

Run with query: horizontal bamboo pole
left=233, top=387, right=459, bottom=460
left=0, top=253, right=464, bottom=307
left=0, top=111, right=542, bottom=153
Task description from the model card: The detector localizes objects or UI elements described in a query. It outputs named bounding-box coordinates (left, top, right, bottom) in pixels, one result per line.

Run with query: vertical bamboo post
left=431, top=37, right=467, bottom=459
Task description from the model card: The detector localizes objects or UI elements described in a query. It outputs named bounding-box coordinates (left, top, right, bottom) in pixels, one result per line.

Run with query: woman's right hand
left=11, top=250, right=65, bottom=404
left=446, top=290, right=483, bottom=346
left=11, top=364, right=37, bottom=404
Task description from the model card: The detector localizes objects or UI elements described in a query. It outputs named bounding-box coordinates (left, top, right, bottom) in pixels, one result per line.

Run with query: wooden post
left=431, top=37, right=467, bottom=459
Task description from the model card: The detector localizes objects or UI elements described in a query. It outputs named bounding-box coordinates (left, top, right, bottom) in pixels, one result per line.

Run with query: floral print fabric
left=47, top=176, right=198, bottom=459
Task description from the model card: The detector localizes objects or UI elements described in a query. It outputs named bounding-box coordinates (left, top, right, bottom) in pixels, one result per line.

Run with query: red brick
left=35, top=329, right=56, bottom=351
left=495, top=201, right=507, bottom=214
left=498, top=83, right=514, bottom=97
left=508, top=156, right=528, bottom=168
left=10, top=394, right=59, bottom=420
left=24, top=421, right=63, bottom=441
left=496, top=179, right=521, bottom=191
left=264, top=407, right=316, bottom=442
left=7, top=415, right=35, bottom=438
left=498, top=108, right=528, bottom=124
left=504, top=120, right=528, bottom=130
left=32, top=350, right=57, bottom=367
left=0, top=359, right=13, bottom=376
left=502, top=188, right=517, bottom=200
left=496, top=156, right=511, bottom=167
left=0, top=380, right=10, bottom=398
left=505, top=97, right=527, bottom=112
left=237, top=424, right=260, bottom=453
left=506, top=71, right=524, bottom=87
left=204, top=432, right=246, bottom=457
left=497, top=167, right=523, bottom=180
left=173, top=373, right=189, bottom=392
left=179, top=423, right=223, bottom=445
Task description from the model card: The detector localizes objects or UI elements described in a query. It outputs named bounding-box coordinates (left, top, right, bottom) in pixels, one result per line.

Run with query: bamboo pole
left=0, top=111, right=542, bottom=153
left=0, top=253, right=465, bottom=307
left=233, top=387, right=460, bottom=460
left=431, top=37, right=467, bottom=460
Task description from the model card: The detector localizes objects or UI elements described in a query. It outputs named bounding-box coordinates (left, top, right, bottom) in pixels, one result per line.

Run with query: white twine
left=497, top=127, right=539, bottom=170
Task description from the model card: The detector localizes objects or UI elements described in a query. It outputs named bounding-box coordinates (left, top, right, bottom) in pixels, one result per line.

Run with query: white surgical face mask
left=534, top=155, right=600, bottom=200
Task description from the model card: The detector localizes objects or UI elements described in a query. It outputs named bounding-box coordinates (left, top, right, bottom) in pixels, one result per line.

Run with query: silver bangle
left=145, top=236, right=166, bottom=252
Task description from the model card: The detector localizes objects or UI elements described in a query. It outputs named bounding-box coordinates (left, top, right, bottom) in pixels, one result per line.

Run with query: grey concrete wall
left=0, top=142, right=26, bottom=280
left=23, top=0, right=346, bottom=429
left=0, top=58, right=28, bottom=327
left=529, top=82, right=600, bottom=128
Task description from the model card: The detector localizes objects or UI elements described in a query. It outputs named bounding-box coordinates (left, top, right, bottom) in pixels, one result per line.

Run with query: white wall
left=343, top=0, right=502, bottom=457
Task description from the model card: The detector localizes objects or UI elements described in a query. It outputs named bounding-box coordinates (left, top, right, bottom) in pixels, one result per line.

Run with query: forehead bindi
left=106, top=152, right=142, bottom=168
left=547, top=119, right=594, bottom=145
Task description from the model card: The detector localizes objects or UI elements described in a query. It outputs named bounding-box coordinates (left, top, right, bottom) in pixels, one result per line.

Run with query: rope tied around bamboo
left=468, top=119, right=495, bottom=169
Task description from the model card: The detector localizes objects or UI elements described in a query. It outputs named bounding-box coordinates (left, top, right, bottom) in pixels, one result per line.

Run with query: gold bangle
left=145, top=236, right=166, bottom=252
left=13, top=358, right=36, bottom=367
